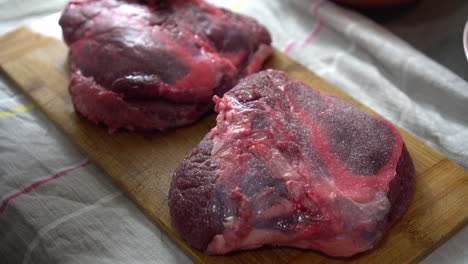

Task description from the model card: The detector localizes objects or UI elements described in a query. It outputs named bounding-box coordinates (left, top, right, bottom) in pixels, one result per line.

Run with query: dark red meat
left=59, top=0, right=272, bottom=131
left=169, top=70, right=414, bottom=257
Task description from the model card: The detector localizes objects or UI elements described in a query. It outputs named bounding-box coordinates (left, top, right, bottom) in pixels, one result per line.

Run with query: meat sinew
left=59, top=0, right=272, bottom=131
left=169, top=70, right=414, bottom=257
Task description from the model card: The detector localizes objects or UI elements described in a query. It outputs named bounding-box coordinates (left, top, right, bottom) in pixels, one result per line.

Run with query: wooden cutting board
left=0, top=27, right=467, bottom=264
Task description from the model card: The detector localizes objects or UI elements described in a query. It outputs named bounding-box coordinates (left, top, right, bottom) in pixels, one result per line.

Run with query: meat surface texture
left=59, top=0, right=272, bottom=131
left=169, top=70, right=415, bottom=257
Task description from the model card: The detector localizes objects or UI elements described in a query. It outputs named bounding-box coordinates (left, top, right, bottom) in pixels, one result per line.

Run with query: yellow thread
left=231, top=0, right=247, bottom=13
left=0, top=104, right=35, bottom=119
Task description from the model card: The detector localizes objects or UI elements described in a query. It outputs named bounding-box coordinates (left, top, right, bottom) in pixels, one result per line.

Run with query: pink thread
left=283, top=40, right=298, bottom=54
left=0, top=160, right=92, bottom=216
left=313, top=0, right=329, bottom=17
left=301, top=0, right=329, bottom=47
left=301, top=21, right=324, bottom=48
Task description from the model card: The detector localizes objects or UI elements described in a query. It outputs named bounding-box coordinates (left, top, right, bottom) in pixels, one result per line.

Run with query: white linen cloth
left=0, top=0, right=467, bottom=263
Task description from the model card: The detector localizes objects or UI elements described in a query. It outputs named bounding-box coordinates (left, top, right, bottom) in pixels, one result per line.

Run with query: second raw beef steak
left=169, top=70, right=414, bottom=257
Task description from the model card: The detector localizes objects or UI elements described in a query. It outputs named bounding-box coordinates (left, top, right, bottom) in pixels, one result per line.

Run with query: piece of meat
left=59, top=0, right=272, bottom=131
left=169, top=70, right=415, bottom=257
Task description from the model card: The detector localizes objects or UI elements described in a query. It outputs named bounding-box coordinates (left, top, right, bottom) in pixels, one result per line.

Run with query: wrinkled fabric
left=0, top=0, right=467, bottom=263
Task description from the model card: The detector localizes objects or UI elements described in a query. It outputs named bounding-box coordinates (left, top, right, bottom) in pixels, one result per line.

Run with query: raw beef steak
left=59, top=0, right=272, bottom=131
left=169, top=70, right=415, bottom=257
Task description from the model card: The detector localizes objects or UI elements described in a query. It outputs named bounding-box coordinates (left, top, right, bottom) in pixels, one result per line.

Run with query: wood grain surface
left=0, top=27, right=466, bottom=264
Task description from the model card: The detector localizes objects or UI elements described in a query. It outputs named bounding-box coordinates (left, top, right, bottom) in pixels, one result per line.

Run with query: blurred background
left=340, top=0, right=468, bottom=80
